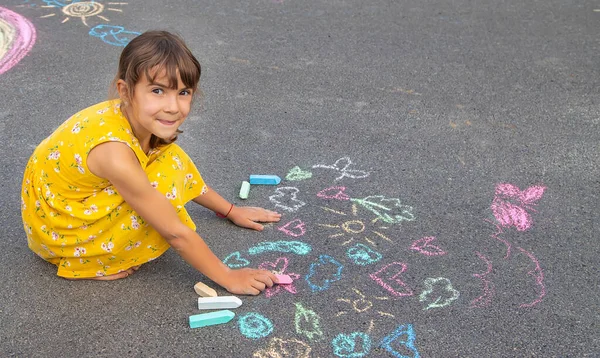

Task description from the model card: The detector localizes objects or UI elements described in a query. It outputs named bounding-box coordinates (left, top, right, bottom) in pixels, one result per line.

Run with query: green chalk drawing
left=332, top=332, right=372, bottom=357
left=238, top=312, right=274, bottom=340
left=223, top=251, right=250, bottom=268
left=351, top=195, right=415, bottom=224
left=286, top=166, right=313, bottom=181
left=418, top=277, right=460, bottom=310
left=248, top=241, right=312, bottom=255
left=294, top=302, right=323, bottom=341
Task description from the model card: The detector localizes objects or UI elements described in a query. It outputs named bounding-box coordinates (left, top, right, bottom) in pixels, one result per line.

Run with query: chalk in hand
left=198, top=296, right=243, bottom=310
left=189, top=310, right=235, bottom=329
left=194, top=282, right=217, bottom=297
left=249, top=175, right=281, bottom=185
left=239, top=181, right=251, bottom=199
left=275, top=274, right=293, bottom=284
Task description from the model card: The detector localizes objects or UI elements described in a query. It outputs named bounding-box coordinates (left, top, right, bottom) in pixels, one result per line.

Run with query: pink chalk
left=0, top=7, right=37, bottom=75
left=275, top=274, right=293, bottom=284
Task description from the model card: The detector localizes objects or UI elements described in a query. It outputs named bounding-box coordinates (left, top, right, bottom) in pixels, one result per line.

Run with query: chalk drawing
left=331, top=332, right=371, bottom=358
left=486, top=220, right=512, bottom=259
left=346, top=243, right=382, bottom=265
left=470, top=251, right=494, bottom=308
left=286, top=166, right=313, bottom=181
left=491, top=183, right=546, bottom=231
left=305, top=255, right=344, bottom=292
left=480, top=183, right=547, bottom=308
left=277, top=219, right=306, bottom=237
left=317, top=186, right=350, bottom=201
left=312, top=157, right=369, bottom=181
left=379, top=324, right=420, bottom=358
left=351, top=195, right=415, bottom=224
left=418, top=277, right=460, bottom=310
left=269, top=187, right=306, bottom=212
left=238, top=312, right=274, bottom=340
left=258, top=256, right=290, bottom=275
left=258, top=257, right=300, bottom=297
left=223, top=251, right=250, bottom=268
left=410, top=237, right=446, bottom=256
left=294, top=302, right=323, bottom=341
left=318, top=205, right=393, bottom=247
left=516, top=247, right=546, bottom=308
left=40, top=0, right=127, bottom=27
left=336, top=288, right=393, bottom=318
left=253, top=337, right=312, bottom=358
left=89, top=24, right=139, bottom=46
left=369, top=262, right=414, bottom=297
left=0, top=7, right=36, bottom=75
left=248, top=241, right=311, bottom=256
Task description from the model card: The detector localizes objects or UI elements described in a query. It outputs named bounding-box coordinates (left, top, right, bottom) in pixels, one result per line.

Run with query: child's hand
left=223, top=268, right=277, bottom=295
left=228, top=206, right=281, bottom=231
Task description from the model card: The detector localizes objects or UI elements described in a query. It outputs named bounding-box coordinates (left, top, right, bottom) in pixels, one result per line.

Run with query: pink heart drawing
left=259, top=257, right=300, bottom=297
left=278, top=219, right=306, bottom=237
left=369, top=262, right=413, bottom=297
left=410, top=236, right=446, bottom=256
left=259, top=257, right=290, bottom=273
left=316, top=186, right=350, bottom=201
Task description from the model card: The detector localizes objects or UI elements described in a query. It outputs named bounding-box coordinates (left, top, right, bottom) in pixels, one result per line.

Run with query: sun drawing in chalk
left=318, top=204, right=392, bottom=247
left=40, top=0, right=127, bottom=26
left=336, top=288, right=394, bottom=318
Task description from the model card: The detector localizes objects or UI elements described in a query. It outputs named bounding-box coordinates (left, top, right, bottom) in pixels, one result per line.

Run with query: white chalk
left=275, top=274, right=293, bottom=284
left=194, top=282, right=217, bottom=297
left=239, top=181, right=250, bottom=199
left=198, top=296, right=243, bottom=310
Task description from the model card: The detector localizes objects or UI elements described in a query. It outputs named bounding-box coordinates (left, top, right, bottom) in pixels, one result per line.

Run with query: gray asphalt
left=1, top=0, right=599, bottom=357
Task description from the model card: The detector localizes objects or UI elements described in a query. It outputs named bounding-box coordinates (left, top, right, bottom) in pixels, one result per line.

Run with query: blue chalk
left=249, top=175, right=281, bottom=185
left=189, top=310, right=235, bottom=329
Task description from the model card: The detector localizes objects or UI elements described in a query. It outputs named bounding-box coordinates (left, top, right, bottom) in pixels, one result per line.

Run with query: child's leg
left=57, top=144, right=206, bottom=279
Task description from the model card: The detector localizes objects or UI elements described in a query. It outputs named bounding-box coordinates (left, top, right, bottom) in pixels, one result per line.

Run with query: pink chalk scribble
left=0, top=7, right=36, bottom=75
left=470, top=252, right=495, bottom=308
left=369, top=262, right=414, bottom=297
left=316, top=186, right=350, bottom=201
left=278, top=219, right=306, bottom=237
left=491, top=183, right=546, bottom=231
left=410, top=236, right=446, bottom=256
left=485, top=220, right=512, bottom=259
left=516, top=247, right=546, bottom=308
left=259, top=257, right=300, bottom=298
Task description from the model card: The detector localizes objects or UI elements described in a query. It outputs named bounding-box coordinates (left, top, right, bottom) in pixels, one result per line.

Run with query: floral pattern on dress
left=21, top=100, right=207, bottom=278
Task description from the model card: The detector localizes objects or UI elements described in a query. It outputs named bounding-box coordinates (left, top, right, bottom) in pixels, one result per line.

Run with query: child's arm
left=87, top=142, right=276, bottom=295
left=192, top=189, right=281, bottom=231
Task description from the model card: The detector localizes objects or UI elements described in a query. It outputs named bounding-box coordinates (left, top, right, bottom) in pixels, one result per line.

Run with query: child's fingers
left=246, top=220, right=264, bottom=231
left=244, top=287, right=261, bottom=296
left=255, top=271, right=275, bottom=287
left=251, top=280, right=266, bottom=292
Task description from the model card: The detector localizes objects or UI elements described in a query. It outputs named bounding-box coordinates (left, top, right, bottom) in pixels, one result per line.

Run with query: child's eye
left=180, top=89, right=192, bottom=96
left=152, top=88, right=164, bottom=95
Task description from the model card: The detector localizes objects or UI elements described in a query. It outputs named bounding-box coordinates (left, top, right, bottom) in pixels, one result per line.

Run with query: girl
left=20, top=30, right=281, bottom=295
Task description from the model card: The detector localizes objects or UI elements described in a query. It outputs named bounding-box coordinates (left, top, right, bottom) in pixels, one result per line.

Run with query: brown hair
left=109, top=30, right=202, bottom=148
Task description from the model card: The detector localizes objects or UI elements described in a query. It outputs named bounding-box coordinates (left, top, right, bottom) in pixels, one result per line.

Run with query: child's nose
left=164, top=95, right=179, bottom=113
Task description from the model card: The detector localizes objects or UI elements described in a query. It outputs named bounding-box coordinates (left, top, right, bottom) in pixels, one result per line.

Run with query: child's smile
left=120, top=67, right=193, bottom=151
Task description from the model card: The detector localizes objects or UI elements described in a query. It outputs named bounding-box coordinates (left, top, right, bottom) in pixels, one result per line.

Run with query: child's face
left=125, top=67, right=193, bottom=143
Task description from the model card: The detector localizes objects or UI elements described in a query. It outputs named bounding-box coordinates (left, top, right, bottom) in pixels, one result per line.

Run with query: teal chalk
left=189, top=310, right=235, bottom=329
left=239, top=181, right=251, bottom=199
left=249, top=175, right=281, bottom=185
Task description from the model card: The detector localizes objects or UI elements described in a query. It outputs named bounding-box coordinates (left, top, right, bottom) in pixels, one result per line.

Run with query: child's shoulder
left=59, top=100, right=124, bottom=130
left=71, top=100, right=123, bottom=121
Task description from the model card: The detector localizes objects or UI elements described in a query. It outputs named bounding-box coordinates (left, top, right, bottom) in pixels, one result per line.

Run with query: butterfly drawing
left=490, top=183, right=546, bottom=231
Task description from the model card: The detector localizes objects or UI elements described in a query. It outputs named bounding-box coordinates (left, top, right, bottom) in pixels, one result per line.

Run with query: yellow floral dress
left=21, top=100, right=207, bottom=278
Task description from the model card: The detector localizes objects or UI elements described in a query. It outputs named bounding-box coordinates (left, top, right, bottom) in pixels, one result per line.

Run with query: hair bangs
left=142, top=39, right=200, bottom=91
